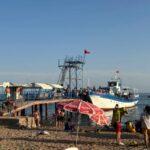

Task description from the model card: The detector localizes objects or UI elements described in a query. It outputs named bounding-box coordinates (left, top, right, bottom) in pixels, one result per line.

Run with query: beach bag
left=126, top=121, right=136, bottom=133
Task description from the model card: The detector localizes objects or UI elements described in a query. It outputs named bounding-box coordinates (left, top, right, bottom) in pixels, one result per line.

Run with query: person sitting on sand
left=141, top=105, right=150, bottom=148
left=111, top=104, right=127, bottom=145
left=33, top=109, right=40, bottom=127
left=64, top=118, right=75, bottom=132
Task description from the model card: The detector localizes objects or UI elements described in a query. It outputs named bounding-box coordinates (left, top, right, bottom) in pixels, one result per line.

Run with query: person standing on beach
left=16, top=87, right=21, bottom=100
left=56, top=109, right=65, bottom=127
left=141, top=105, right=150, bottom=148
left=111, top=104, right=127, bottom=145
left=33, top=109, right=40, bottom=127
left=5, top=86, right=11, bottom=100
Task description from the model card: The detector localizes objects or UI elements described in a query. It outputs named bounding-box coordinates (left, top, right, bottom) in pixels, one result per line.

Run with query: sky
left=0, top=0, right=150, bottom=92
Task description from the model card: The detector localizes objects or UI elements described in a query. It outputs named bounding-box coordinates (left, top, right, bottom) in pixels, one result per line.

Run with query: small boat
left=89, top=72, right=139, bottom=110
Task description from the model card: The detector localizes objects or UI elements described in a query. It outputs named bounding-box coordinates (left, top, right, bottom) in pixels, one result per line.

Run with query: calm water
left=12, top=93, right=150, bottom=124
left=25, top=104, right=56, bottom=118
left=105, top=93, right=150, bottom=123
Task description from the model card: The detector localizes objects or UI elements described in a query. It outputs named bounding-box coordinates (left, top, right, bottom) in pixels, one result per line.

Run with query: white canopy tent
left=23, top=83, right=53, bottom=90
left=36, top=83, right=53, bottom=90
left=2, top=82, right=14, bottom=88
left=22, top=83, right=35, bottom=88
left=50, top=84, right=63, bottom=89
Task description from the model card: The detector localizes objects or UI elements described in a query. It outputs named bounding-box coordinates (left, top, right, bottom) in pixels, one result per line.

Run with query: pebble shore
left=0, top=126, right=147, bottom=150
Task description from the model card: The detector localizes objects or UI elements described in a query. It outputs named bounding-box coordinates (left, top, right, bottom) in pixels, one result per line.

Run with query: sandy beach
left=0, top=125, right=146, bottom=150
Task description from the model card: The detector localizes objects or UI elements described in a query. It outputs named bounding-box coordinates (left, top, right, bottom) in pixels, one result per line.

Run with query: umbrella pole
left=75, top=113, right=81, bottom=146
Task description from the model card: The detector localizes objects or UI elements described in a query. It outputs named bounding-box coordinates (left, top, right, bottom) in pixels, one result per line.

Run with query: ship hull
left=89, top=93, right=139, bottom=110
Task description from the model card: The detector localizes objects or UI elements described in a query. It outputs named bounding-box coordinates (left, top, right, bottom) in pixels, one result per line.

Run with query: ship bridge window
left=108, top=82, right=117, bottom=87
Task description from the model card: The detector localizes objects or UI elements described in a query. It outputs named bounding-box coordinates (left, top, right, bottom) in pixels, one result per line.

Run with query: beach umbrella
left=57, top=102, right=70, bottom=110
left=64, top=99, right=110, bottom=126
left=90, top=112, right=110, bottom=126
left=63, top=99, right=104, bottom=146
left=64, top=99, right=103, bottom=116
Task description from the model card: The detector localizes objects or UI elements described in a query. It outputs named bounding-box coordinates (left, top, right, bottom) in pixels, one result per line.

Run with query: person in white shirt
left=141, top=105, right=150, bottom=148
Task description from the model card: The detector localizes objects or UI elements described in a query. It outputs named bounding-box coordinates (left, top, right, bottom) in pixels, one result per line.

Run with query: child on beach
left=111, top=104, right=127, bottom=145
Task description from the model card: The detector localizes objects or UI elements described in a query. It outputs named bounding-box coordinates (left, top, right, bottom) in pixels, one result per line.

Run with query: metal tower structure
left=58, top=55, right=85, bottom=90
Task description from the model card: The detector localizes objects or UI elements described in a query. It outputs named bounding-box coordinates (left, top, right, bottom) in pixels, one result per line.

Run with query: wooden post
left=32, top=106, right=34, bottom=116
left=21, top=109, right=25, bottom=116
left=40, top=104, right=43, bottom=121
left=18, top=111, right=21, bottom=116
left=55, top=103, right=58, bottom=127
left=55, top=103, right=57, bottom=114
left=13, top=112, right=17, bottom=117
left=45, top=104, right=48, bottom=120
left=35, top=105, right=38, bottom=110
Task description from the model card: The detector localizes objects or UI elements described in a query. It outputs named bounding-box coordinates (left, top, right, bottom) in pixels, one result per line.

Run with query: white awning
left=2, top=82, right=14, bottom=88
left=36, top=83, right=53, bottom=90
left=23, top=83, right=53, bottom=90
left=50, top=84, right=63, bottom=89
left=22, top=83, right=34, bottom=88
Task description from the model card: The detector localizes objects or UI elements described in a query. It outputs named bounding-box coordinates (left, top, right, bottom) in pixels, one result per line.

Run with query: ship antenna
left=115, top=70, right=120, bottom=80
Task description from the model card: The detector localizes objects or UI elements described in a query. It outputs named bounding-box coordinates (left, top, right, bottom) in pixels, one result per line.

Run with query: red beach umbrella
left=64, top=99, right=103, bottom=116
left=90, top=112, right=110, bottom=126
left=63, top=99, right=109, bottom=146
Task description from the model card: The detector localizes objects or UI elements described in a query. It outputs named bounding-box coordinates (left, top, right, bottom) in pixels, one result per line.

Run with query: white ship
left=89, top=72, right=139, bottom=110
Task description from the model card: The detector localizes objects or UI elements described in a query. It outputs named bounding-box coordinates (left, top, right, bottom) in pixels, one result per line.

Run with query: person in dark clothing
left=64, top=118, right=75, bottom=132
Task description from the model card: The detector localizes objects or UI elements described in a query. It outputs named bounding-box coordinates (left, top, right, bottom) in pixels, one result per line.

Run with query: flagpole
left=82, top=49, right=90, bottom=89
left=82, top=53, right=86, bottom=89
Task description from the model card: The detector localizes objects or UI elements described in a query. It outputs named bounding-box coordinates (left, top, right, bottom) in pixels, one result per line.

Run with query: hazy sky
left=0, top=0, right=150, bottom=92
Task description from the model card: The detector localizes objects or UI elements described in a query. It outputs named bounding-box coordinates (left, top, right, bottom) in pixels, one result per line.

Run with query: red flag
left=84, top=49, right=91, bottom=54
